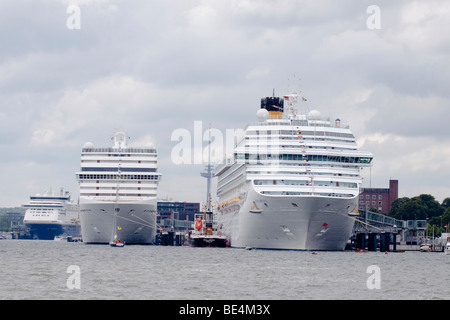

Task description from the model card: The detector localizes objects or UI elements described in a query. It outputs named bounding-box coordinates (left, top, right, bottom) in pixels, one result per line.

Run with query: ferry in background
left=76, top=131, right=161, bottom=244
left=22, top=188, right=80, bottom=240
left=215, top=92, right=373, bottom=250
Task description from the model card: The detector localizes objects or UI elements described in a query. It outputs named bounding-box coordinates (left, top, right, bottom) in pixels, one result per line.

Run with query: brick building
left=359, top=179, right=398, bottom=214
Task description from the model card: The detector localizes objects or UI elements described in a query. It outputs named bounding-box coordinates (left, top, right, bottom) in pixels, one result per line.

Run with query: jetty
left=349, top=210, right=447, bottom=252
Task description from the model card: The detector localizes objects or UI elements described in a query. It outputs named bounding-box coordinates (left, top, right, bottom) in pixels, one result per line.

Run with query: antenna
left=287, top=73, right=302, bottom=94
left=200, top=124, right=214, bottom=211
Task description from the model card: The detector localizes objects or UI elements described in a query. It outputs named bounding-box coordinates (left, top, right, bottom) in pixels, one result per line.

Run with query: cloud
left=357, top=85, right=450, bottom=139
left=1, top=0, right=450, bottom=206
left=399, top=1, right=450, bottom=55
left=27, top=75, right=180, bottom=147
left=359, top=133, right=450, bottom=200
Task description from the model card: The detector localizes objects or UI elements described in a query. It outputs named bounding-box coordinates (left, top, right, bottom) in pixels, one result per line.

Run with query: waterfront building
left=359, top=179, right=398, bottom=214
left=157, top=201, right=200, bottom=223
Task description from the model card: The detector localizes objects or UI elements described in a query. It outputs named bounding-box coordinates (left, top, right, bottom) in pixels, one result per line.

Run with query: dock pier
left=155, top=230, right=186, bottom=246
left=350, top=232, right=398, bottom=252
left=348, top=210, right=446, bottom=252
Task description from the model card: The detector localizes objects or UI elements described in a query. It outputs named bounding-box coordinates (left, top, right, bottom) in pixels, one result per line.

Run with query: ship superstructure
left=23, top=188, right=80, bottom=240
left=76, top=131, right=161, bottom=244
left=215, top=93, right=373, bottom=250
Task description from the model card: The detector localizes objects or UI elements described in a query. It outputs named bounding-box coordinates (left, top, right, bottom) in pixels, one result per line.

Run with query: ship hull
left=24, top=222, right=81, bottom=240
left=79, top=198, right=157, bottom=244
left=25, top=223, right=64, bottom=240
left=218, top=187, right=356, bottom=251
left=189, top=236, right=227, bottom=248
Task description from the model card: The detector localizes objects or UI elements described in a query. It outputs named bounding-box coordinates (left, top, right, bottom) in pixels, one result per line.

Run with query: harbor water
left=0, top=240, right=448, bottom=300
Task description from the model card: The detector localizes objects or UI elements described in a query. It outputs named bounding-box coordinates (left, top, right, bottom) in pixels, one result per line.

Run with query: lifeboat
left=195, top=218, right=203, bottom=231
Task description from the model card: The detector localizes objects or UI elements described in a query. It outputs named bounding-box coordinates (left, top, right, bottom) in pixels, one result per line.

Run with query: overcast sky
left=1, top=0, right=450, bottom=207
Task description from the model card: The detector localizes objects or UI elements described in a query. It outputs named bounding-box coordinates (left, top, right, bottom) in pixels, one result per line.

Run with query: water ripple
left=0, top=240, right=448, bottom=300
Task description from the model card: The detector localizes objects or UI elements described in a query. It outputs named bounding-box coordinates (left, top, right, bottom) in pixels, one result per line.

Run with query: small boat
left=445, top=242, right=450, bottom=255
left=67, top=236, right=82, bottom=242
left=189, top=213, right=227, bottom=248
left=110, top=239, right=125, bottom=247
left=249, top=202, right=262, bottom=214
left=109, top=206, right=125, bottom=247
left=419, top=244, right=431, bottom=252
left=54, top=235, right=66, bottom=241
left=348, top=207, right=360, bottom=217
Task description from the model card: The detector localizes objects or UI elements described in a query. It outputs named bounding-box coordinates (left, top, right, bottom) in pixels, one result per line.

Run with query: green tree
left=414, top=194, right=443, bottom=219
left=400, top=198, right=427, bottom=220
left=389, top=197, right=410, bottom=219
left=0, top=216, right=12, bottom=232
left=440, top=207, right=450, bottom=232
left=442, top=197, right=450, bottom=210
left=388, top=194, right=443, bottom=220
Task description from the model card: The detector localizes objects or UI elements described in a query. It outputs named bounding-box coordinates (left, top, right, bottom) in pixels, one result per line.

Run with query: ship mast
left=111, top=131, right=128, bottom=244
left=200, top=126, right=215, bottom=236
left=200, top=125, right=214, bottom=212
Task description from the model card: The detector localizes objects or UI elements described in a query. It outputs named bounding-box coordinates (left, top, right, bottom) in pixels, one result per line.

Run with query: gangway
left=352, top=210, right=427, bottom=243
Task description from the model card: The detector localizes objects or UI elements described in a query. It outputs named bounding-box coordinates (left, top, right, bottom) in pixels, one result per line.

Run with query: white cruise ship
left=23, top=188, right=80, bottom=240
left=215, top=93, right=373, bottom=250
left=76, top=131, right=161, bottom=244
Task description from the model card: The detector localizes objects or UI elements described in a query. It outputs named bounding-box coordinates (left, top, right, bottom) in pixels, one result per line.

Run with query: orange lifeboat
left=195, top=218, right=202, bottom=231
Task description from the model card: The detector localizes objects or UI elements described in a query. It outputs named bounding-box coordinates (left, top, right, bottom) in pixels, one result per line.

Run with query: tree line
left=387, top=194, right=450, bottom=236
left=0, top=207, right=25, bottom=232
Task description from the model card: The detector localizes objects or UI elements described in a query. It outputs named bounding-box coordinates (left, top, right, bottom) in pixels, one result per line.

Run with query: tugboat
left=188, top=129, right=227, bottom=248
left=189, top=211, right=227, bottom=247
